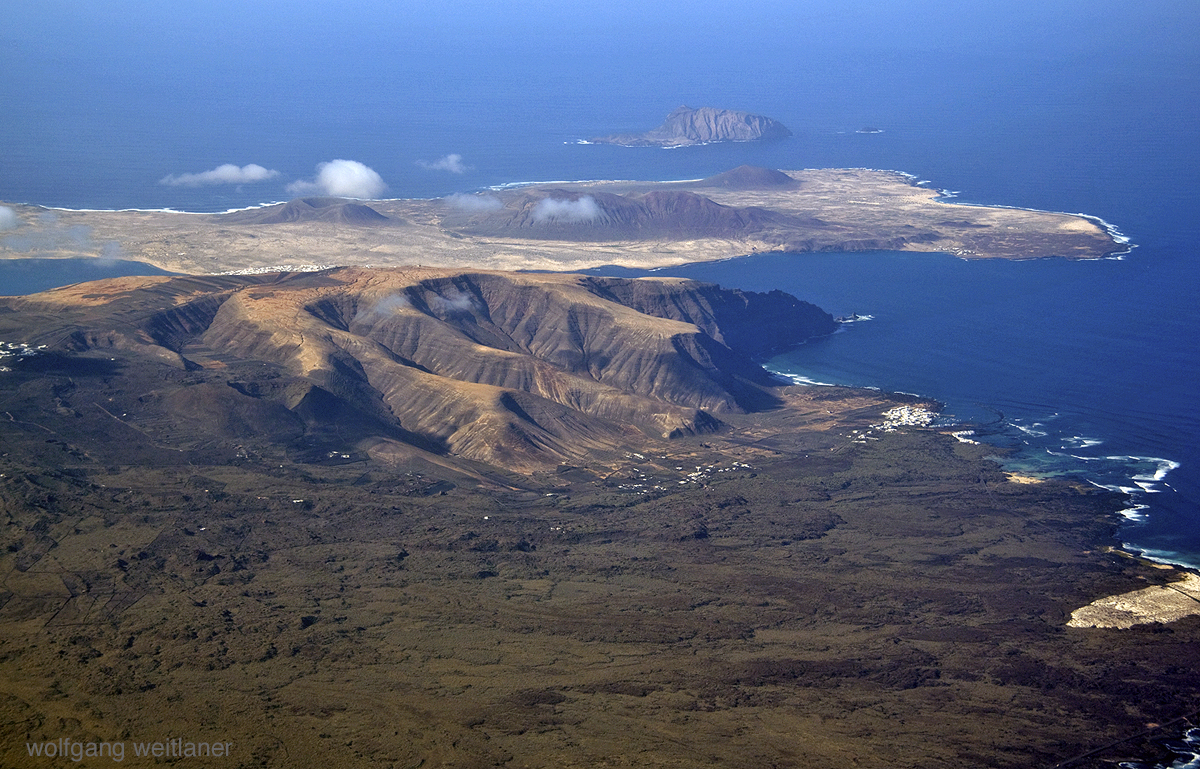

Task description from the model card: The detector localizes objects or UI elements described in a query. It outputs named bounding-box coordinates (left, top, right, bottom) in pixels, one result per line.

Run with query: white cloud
left=1, top=212, right=126, bottom=259
left=96, top=241, right=126, bottom=267
left=286, top=159, right=387, bottom=199
left=0, top=206, right=19, bottom=231
left=418, top=154, right=470, bottom=174
left=2, top=212, right=92, bottom=253
left=533, top=196, right=603, bottom=223
left=443, top=192, right=503, bottom=212
left=354, top=293, right=411, bottom=323
left=427, top=289, right=478, bottom=315
left=159, top=163, right=280, bottom=187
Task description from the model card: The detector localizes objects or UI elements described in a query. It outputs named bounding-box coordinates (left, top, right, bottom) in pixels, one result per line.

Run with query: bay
left=586, top=247, right=1200, bottom=566
left=0, top=258, right=174, bottom=297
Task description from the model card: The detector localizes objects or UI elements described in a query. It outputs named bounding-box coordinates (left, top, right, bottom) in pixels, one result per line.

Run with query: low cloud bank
left=357, top=290, right=477, bottom=321
left=354, top=293, right=411, bottom=323
left=533, top=196, right=603, bottom=223
left=3, top=212, right=91, bottom=253
left=1, top=212, right=123, bottom=259
left=0, top=206, right=19, bottom=231
left=159, top=163, right=280, bottom=187
left=427, top=289, right=478, bottom=315
left=444, top=193, right=503, bottom=212
left=95, top=241, right=127, bottom=267
left=418, top=154, right=470, bottom=174
left=287, top=160, right=388, bottom=199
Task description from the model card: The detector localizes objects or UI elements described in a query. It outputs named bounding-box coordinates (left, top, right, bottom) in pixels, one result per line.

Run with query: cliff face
left=1, top=268, right=834, bottom=472
left=577, top=276, right=837, bottom=357
left=592, top=106, right=792, bottom=147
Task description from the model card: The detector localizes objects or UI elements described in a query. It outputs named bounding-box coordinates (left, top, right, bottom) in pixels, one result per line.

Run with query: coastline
left=1, top=264, right=1198, bottom=766
left=752, top=315, right=1185, bottom=580
left=0, top=167, right=1184, bottom=581
left=0, top=239, right=1184, bottom=575
left=763, top=347, right=1187, bottom=573
left=6, top=168, right=1140, bottom=262
left=3, top=1, right=1196, bottom=762
left=1068, top=569, right=1200, bottom=629
left=931, top=197, right=1137, bottom=260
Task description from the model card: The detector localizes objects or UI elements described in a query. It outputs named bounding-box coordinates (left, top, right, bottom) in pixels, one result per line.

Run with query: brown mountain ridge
left=0, top=267, right=836, bottom=472
left=4, top=273, right=1198, bottom=769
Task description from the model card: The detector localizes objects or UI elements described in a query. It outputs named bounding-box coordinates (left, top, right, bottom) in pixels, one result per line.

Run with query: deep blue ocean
left=2, top=1, right=1197, bottom=565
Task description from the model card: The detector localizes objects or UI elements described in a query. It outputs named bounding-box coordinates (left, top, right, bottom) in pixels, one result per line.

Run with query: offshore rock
left=591, top=106, right=792, bottom=147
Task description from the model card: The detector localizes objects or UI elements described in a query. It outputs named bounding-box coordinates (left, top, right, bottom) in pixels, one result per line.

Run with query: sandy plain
left=0, top=169, right=1121, bottom=275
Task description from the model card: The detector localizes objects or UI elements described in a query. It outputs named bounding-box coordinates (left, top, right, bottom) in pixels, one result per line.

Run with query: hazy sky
left=6, top=0, right=1195, bottom=134
left=5, top=0, right=1196, bottom=84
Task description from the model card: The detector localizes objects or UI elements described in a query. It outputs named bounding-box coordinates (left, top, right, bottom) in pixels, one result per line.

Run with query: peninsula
left=589, top=106, right=792, bottom=147
left=0, top=167, right=1124, bottom=275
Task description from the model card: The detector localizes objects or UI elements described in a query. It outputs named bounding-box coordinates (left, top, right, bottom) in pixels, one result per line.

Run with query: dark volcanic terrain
left=0, top=269, right=1197, bottom=768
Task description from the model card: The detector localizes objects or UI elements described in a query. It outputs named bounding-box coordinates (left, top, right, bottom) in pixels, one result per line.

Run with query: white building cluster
left=0, top=341, right=45, bottom=372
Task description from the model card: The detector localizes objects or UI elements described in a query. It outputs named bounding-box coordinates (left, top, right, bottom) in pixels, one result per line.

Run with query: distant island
left=0, top=166, right=1126, bottom=275
left=590, top=106, right=792, bottom=147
